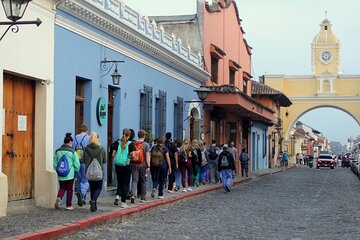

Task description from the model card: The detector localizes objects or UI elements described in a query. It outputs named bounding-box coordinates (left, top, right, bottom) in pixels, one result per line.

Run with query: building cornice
left=57, top=0, right=210, bottom=83
left=290, top=96, right=360, bottom=101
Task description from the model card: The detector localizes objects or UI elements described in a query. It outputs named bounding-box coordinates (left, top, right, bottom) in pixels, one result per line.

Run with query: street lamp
left=0, top=0, right=42, bottom=41
left=100, top=59, right=125, bottom=86
left=194, top=85, right=211, bottom=102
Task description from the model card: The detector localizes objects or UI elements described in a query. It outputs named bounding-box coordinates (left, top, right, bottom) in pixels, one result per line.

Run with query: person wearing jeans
left=218, top=144, right=235, bottom=192
left=72, top=124, right=90, bottom=206
left=84, top=131, right=106, bottom=212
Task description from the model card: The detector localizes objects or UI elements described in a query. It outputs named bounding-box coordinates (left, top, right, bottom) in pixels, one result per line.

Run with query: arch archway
left=187, top=102, right=201, bottom=140
left=285, top=105, right=360, bottom=141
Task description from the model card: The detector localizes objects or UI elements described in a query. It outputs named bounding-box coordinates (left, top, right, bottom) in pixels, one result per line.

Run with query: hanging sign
left=96, top=97, right=107, bottom=126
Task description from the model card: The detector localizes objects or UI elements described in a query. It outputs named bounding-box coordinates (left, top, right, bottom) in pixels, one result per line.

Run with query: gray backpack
left=85, top=149, right=103, bottom=181
left=220, top=154, right=229, bottom=167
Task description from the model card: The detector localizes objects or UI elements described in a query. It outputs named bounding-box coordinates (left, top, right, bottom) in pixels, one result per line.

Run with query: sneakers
left=151, top=189, right=156, bottom=198
left=195, top=181, right=199, bottom=187
left=174, top=187, right=180, bottom=192
left=182, top=188, right=187, bottom=192
left=140, top=198, right=147, bottom=203
left=76, top=192, right=83, bottom=207
left=187, top=187, right=193, bottom=192
left=167, top=189, right=174, bottom=193
left=158, top=196, right=164, bottom=199
left=65, top=206, right=74, bottom=211
left=54, top=197, right=61, bottom=209
left=89, top=200, right=96, bottom=212
left=114, top=195, right=120, bottom=206
left=226, top=186, right=231, bottom=192
left=120, top=202, right=129, bottom=208
left=130, top=196, right=135, bottom=203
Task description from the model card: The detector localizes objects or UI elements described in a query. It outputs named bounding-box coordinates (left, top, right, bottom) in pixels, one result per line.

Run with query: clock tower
left=311, top=17, right=341, bottom=75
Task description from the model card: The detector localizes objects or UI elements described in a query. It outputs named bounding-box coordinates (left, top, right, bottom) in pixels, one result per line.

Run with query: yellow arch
left=265, top=74, right=360, bottom=142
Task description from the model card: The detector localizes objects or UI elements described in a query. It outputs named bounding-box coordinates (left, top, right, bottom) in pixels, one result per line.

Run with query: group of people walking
left=53, top=124, right=106, bottom=211
left=53, top=125, right=250, bottom=211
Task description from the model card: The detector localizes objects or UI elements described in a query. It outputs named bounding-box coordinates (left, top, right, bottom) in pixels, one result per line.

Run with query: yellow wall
left=266, top=75, right=360, bottom=143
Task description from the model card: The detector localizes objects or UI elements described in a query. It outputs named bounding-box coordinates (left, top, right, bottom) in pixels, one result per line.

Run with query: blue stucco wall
left=54, top=14, right=201, bottom=152
left=250, top=122, right=269, bottom=171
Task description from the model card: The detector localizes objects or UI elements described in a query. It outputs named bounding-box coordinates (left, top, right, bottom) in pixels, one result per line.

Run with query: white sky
left=124, top=0, right=360, bottom=145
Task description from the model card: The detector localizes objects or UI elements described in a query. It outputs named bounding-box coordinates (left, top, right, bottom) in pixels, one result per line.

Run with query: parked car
left=316, top=154, right=335, bottom=169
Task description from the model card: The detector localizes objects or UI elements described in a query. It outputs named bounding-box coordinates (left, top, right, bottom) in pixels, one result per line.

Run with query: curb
left=11, top=175, right=256, bottom=240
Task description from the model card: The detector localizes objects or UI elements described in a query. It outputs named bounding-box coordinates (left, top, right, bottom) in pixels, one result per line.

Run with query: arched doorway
left=189, top=107, right=201, bottom=140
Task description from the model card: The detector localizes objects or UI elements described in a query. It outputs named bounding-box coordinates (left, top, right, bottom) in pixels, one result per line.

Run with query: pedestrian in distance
left=199, top=140, right=209, bottom=185
left=207, top=140, right=221, bottom=184
left=218, top=144, right=235, bottom=192
left=174, top=139, right=182, bottom=191
left=228, top=141, right=238, bottom=177
left=165, top=132, right=178, bottom=193
left=296, top=153, right=300, bottom=165
left=84, top=132, right=106, bottom=212
left=72, top=123, right=90, bottom=207
left=129, top=129, right=151, bottom=203
left=179, top=139, right=193, bottom=192
left=239, top=148, right=249, bottom=177
left=282, top=151, right=289, bottom=167
left=113, top=128, right=132, bottom=208
left=54, top=133, right=80, bottom=210
left=191, top=139, right=201, bottom=187
left=150, top=136, right=172, bottom=199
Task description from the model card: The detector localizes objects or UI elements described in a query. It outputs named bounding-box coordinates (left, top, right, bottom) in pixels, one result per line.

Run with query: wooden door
left=75, top=79, right=84, bottom=134
left=107, top=88, right=114, bottom=186
left=2, top=73, right=35, bottom=201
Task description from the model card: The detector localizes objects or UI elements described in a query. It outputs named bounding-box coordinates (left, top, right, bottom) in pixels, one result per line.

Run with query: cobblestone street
left=60, top=166, right=360, bottom=240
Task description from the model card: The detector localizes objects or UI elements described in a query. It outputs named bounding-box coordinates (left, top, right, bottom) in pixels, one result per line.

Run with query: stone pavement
left=1, top=166, right=291, bottom=240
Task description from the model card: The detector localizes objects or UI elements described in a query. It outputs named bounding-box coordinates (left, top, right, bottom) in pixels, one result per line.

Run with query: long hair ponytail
left=121, top=128, right=131, bottom=150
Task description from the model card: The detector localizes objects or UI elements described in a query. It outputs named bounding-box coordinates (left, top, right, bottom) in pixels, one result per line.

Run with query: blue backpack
left=56, top=151, right=71, bottom=177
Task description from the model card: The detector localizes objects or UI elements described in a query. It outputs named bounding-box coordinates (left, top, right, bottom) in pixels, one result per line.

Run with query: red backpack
left=130, top=141, right=145, bottom=164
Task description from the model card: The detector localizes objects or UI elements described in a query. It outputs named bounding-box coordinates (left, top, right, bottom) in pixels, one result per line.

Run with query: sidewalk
left=2, top=167, right=290, bottom=240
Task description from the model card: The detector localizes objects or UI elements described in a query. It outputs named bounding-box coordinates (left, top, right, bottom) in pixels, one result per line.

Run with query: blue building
left=250, top=122, right=270, bottom=171
left=54, top=0, right=209, bottom=187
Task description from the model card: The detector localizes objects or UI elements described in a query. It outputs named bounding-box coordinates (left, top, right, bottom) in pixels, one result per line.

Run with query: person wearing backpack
left=113, top=128, right=132, bottom=208
left=179, top=139, right=193, bottom=192
left=239, top=148, right=249, bottom=177
left=207, top=140, right=221, bottom=184
left=72, top=124, right=90, bottom=207
left=228, top=141, right=238, bottom=177
left=129, top=129, right=151, bottom=203
left=53, top=133, right=80, bottom=210
left=84, top=132, right=106, bottom=212
left=191, top=139, right=202, bottom=187
left=218, top=144, right=235, bottom=192
left=150, top=136, right=171, bottom=199
left=165, top=132, right=178, bottom=193
left=282, top=151, right=289, bottom=168
left=199, top=140, right=209, bottom=185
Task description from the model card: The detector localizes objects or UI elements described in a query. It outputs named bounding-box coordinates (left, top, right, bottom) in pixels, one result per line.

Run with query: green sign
left=96, top=97, right=107, bottom=126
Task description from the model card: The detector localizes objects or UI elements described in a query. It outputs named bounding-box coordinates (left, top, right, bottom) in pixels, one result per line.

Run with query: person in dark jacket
left=218, top=144, right=235, bottom=192
left=84, top=131, right=106, bottom=212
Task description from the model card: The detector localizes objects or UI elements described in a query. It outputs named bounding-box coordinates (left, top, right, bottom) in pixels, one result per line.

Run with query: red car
left=316, top=154, right=335, bottom=169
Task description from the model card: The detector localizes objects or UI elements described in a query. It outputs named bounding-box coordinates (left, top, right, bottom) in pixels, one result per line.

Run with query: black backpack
left=208, top=147, right=218, bottom=160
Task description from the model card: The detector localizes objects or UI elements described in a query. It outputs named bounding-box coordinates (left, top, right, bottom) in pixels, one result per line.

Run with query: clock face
left=320, top=50, right=332, bottom=63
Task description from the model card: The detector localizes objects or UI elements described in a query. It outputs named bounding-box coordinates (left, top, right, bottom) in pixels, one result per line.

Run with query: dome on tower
left=312, top=18, right=339, bottom=45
